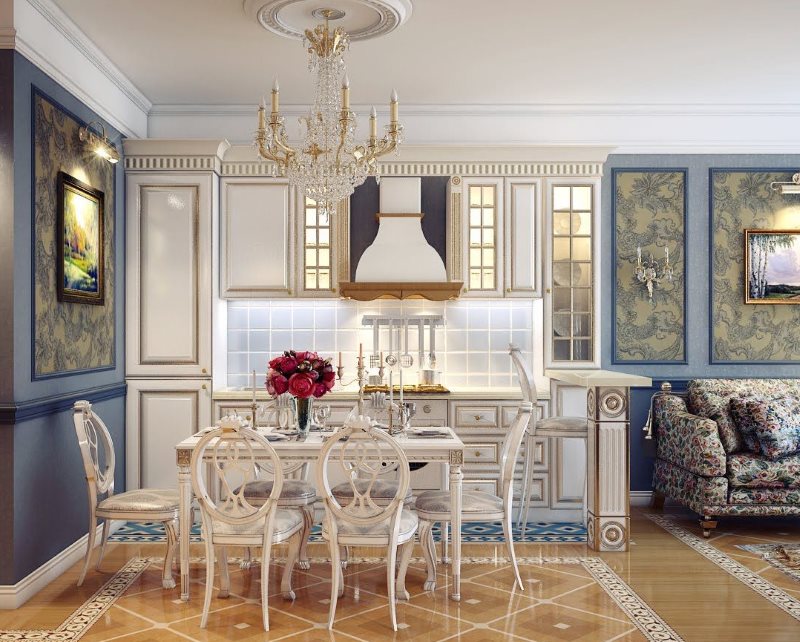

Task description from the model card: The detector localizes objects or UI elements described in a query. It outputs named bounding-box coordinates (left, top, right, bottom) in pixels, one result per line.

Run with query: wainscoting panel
left=612, top=169, right=686, bottom=363
left=710, top=170, right=800, bottom=363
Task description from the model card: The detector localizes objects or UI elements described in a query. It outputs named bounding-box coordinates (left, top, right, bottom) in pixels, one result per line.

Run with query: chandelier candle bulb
left=370, top=106, right=377, bottom=139
left=390, top=89, right=398, bottom=123
left=271, top=78, right=279, bottom=113
left=342, top=74, right=350, bottom=110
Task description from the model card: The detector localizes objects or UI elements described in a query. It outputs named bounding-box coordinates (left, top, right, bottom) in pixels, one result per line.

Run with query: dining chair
left=417, top=401, right=533, bottom=591
left=191, top=425, right=304, bottom=631
left=508, top=344, right=589, bottom=531
left=316, top=415, right=418, bottom=631
left=72, top=400, right=179, bottom=588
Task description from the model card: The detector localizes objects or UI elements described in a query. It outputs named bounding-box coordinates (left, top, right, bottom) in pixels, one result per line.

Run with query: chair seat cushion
left=536, top=416, right=588, bottom=435
left=97, top=489, right=179, bottom=514
left=211, top=508, right=303, bottom=538
left=727, top=452, right=800, bottom=489
left=322, top=509, right=418, bottom=540
left=239, top=479, right=317, bottom=501
left=415, top=490, right=503, bottom=515
left=331, top=479, right=412, bottom=503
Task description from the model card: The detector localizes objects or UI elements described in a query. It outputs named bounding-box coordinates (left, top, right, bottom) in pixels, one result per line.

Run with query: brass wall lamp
left=78, top=121, right=119, bottom=164
left=770, top=172, right=800, bottom=194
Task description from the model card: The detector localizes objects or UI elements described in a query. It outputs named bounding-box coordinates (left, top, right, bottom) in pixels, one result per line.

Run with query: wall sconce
left=78, top=122, right=119, bottom=164
left=770, top=172, right=800, bottom=194
left=635, top=245, right=673, bottom=299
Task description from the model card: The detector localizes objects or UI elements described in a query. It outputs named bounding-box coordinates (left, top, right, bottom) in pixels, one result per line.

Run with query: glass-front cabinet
left=544, top=179, right=600, bottom=368
left=461, top=177, right=505, bottom=297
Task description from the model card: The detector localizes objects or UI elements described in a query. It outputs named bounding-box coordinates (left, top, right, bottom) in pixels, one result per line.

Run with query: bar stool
left=509, top=345, right=588, bottom=533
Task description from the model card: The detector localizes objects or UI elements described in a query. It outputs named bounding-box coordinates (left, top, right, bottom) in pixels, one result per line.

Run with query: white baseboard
left=630, top=491, right=653, bottom=507
left=0, top=521, right=122, bottom=609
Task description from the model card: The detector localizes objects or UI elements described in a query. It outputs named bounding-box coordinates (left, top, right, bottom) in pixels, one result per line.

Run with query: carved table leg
left=449, top=449, right=463, bottom=602
left=177, top=448, right=193, bottom=601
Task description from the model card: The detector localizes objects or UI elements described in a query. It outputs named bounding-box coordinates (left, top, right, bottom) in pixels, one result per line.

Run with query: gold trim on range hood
left=338, top=281, right=464, bottom=301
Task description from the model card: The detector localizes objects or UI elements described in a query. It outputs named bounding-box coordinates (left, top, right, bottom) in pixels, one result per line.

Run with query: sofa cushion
left=729, top=488, right=800, bottom=505
left=729, top=396, right=800, bottom=460
left=687, top=379, right=800, bottom=454
left=727, top=452, right=800, bottom=488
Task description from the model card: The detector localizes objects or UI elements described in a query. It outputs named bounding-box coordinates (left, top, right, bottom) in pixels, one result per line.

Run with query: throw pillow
left=729, top=397, right=800, bottom=460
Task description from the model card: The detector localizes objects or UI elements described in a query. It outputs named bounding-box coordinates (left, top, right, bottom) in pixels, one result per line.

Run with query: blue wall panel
left=603, top=154, right=800, bottom=491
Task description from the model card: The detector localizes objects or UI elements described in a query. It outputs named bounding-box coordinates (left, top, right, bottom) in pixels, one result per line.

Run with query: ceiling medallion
left=244, top=0, right=412, bottom=42
left=254, top=9, right=404, bottom=217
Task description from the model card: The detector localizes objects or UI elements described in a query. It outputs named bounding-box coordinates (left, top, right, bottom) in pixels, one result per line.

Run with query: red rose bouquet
left=266, top=350, right=336, bottom=399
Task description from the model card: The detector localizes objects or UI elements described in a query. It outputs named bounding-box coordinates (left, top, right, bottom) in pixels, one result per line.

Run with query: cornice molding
left=0, top=27, right=16, bottom=49
left=22, top=0, right=151, bottom=113
left=123, top=139, right=232, bottom=174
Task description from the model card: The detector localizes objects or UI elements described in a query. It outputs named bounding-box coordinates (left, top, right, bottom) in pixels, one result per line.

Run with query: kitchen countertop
left=213, top=387, right=543, bottom=401
left=544, top=369, right=652, bottom=388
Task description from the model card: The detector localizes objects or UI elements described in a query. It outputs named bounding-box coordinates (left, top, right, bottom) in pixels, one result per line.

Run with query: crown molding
left=12, top=0, right=150, bottom=137
left=123, top=139, right=232, bottom=173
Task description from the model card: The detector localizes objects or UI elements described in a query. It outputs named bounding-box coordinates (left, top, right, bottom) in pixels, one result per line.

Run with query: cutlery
left=418, top=318, right=425, bottom=367
left=400, top=319, right=414, bottom=368
left=429, top=319, right=437, bottom=369
left=385, top=319, right=397, bottom=366
left=370, top=319, right=381, bottom=367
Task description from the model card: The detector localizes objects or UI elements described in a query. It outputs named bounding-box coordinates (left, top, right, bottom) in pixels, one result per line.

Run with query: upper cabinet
left=543, top=178, right=600, bottom=368
left=220, top=177, right=294, bottom=298
left=294, top=197, right=347, bottom=298
left=126, top=172, right=214, bottom=377
left=450, top=176, right=542, bottom=299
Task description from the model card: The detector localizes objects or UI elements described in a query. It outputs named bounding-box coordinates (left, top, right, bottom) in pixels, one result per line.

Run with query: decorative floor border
left=0, top=554, right=681, bottom=642
left=647, top=513, right=800, bottom=621
left=0, top=557, right=149, bottom=641
left=736, top=543, right=800, bottom=583
left=108, top=520, right=588, bottom=544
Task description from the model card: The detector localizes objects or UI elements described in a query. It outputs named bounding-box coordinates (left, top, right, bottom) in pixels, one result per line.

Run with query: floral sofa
left=652, top=379, right=800, bottom=536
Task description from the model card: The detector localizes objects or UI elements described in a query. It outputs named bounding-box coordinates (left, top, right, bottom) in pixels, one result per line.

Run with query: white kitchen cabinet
left=126, top=173, right=213, bottom=377
left=543, top=178, right=601, bottom=368
left=460, top=177, right=505, bottom=298
left=504, top=178, right=543, bottom=298
left=220, top=178, right=294, bottom=298
left=126, top=379, right=212, bottom=490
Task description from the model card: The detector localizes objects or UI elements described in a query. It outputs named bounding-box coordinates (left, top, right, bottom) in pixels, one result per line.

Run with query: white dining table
left=175, top=426, right=466, bottom=602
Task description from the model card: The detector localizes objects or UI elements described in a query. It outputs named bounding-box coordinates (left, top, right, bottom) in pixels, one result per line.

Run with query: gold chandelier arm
left=269, top=120, right=297, bottom=157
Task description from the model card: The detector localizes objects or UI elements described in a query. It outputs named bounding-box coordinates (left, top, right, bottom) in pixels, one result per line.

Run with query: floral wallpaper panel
left=711, top=170, right=800, bottom=362
left=33, top=92, right=115, bottom=376
left=614, top=170, right=686, bottom=362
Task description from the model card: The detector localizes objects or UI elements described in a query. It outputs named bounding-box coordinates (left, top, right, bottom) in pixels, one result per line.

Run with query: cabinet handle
left=474, top=414, right=482, bottom=421
left=201, top=384, right=207, bottom=390
left=423, top=404, right=432, bottom=414
left=201, top=368, right=207, bottom=374
left=546, top=288, right=551, bottom=294
left=506, top=288, right=512, bottom=293
left=474, top=450, right=482, bottom=458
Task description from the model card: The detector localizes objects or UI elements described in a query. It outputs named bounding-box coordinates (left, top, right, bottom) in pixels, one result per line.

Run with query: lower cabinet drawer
left=462, top=479, right=499, bottom=495
left=464, top=442, right=499, bottom=464
left=455, top=405, right=499, bottom=428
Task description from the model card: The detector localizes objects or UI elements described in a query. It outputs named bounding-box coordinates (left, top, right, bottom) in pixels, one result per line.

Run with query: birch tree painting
left=746, top=231, right=800, bottom=302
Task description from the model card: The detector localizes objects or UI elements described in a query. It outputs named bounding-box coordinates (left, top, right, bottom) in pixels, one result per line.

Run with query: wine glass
left=313, top=404, right=331, bottom=430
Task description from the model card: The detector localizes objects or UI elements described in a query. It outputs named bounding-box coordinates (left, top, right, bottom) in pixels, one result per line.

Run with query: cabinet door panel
left=126, top=379, right=211, bottom=489
left=127, top=174, right=212, bottom=376
left=222, top=179, right=293, bottom=297
left=505, top=179, right=542, bottom=297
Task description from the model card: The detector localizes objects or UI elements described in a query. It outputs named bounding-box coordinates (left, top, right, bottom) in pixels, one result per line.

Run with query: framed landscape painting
left=57, top=171, right=104, bottom=305
left=745, top=229, right=800, bottom=304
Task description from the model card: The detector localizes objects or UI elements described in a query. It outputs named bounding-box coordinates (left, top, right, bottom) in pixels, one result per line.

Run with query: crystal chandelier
left=255, top=11, right=403, bottom=217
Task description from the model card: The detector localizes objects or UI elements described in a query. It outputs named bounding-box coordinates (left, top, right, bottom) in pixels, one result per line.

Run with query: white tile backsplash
left=226, top=299, right=540, bottom=390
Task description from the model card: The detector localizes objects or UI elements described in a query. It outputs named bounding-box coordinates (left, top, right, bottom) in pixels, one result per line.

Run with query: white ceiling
left=51, top=0, right=800, bottom=108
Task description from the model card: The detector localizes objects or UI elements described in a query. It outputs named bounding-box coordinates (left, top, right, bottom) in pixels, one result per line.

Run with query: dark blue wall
left=602, top=154, right=800, bottom=491
left=3, top=52, right=126, bottom=583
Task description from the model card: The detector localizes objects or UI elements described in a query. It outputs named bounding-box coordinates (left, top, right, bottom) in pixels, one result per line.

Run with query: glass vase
left=293, top=396, right=313, bottom=434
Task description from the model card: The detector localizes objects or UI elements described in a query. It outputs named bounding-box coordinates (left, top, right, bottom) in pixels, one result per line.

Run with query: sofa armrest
left=655, top=397, right=726, bottom=477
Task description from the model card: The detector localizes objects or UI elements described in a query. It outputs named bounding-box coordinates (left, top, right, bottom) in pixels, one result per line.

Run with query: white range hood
left=340, top=178, right=463, bottom=301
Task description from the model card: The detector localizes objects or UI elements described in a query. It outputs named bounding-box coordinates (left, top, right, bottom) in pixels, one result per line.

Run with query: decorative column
left=545, top=369, right=651, bottom=553
left=586, top=386, right=630, bottom=551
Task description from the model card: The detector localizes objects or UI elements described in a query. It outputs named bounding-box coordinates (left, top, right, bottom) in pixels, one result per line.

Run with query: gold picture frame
left=744, top=229, right=800, bottom=304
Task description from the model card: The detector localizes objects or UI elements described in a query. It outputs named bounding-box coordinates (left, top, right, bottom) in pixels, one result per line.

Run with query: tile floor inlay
left=0, top=555, right=683, bottom=642
left=647, top=513, right=800, bottom=621
left=0, top=557, right=149, bottom=641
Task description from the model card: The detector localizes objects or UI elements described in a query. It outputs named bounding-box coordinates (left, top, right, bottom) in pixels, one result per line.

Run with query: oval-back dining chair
left=73, top=400, right=179, bottom=588
left=316, top=415, right=417, bottom=632
left=191, top=426, right=303, bottom=631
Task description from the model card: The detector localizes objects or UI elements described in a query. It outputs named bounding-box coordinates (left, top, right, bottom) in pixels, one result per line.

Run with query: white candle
left=358, top=343, right=363, bottom=367
left=399, top=368, right=404, bottom=406
left=271, top=77, right=280, bottom=113
left=388, top=370, right=394, bottom=421
left=390, top=89, right=398, bottom=123
left=636, top=246, right=642, bottom=266
left=338, top=351, right=342, bottom=369
left=665, top=246, right=669, bottom=260
left=370, top=106, right=377, bottom=139
left=252, top=370, right=256, bottom=404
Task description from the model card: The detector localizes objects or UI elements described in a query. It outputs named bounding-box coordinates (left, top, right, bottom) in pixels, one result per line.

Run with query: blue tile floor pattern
left=109, top=521, right=587, bottom=544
